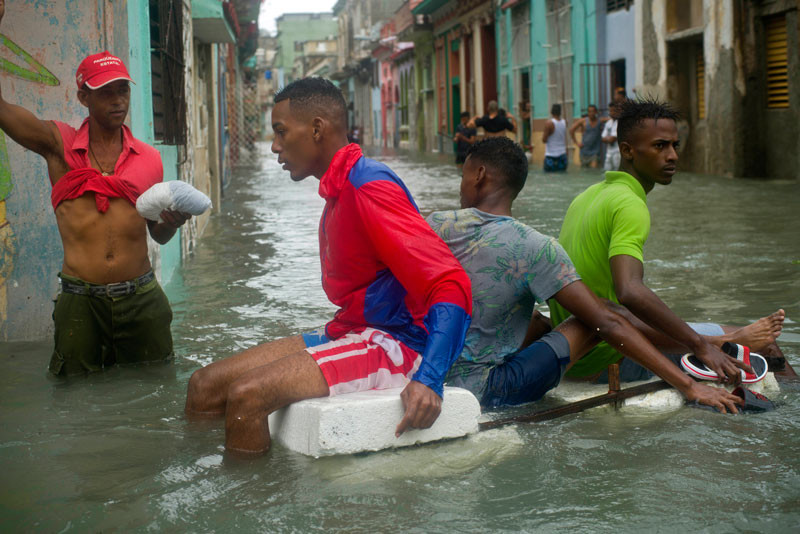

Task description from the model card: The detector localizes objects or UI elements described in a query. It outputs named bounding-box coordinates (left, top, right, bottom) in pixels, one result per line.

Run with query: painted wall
left=605, top=6, right=636, bottom=98
left=570, top=0, right=598, bottom=117
left=530, top=1, right=550, bottom=120
left=125, top=0, right=180, bottom=286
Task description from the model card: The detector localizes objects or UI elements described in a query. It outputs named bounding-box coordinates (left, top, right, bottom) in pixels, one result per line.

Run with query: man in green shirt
left=550, top=98, right=784, bottom=383
left=428, top=137, right=742, bottom=412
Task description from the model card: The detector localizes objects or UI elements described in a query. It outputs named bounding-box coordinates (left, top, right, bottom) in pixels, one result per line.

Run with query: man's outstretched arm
left=0, top=0, right=59, bottom=161
left=0, top=79, right=62, bottom=162
left=610, top=254, right=751, bottom=383
left=554, top=280, right=743, bottom=413
left=569, top=119, right=584, bottom=147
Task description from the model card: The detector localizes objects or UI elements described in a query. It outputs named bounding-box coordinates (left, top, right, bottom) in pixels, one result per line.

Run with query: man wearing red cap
left=0, top=7, right=188, bottom=375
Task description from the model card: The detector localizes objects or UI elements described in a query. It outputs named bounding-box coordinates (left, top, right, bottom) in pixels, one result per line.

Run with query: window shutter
left=765, top=15, right=789, bottom=109
left=696, top=47, right=705, bottom=119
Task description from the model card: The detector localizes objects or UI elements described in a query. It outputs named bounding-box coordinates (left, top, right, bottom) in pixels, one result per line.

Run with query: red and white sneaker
left=680, top=342, right=768, bottom=384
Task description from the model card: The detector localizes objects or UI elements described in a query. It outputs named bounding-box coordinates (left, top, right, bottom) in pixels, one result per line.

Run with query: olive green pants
left=49, top=273, right=174, bottom=376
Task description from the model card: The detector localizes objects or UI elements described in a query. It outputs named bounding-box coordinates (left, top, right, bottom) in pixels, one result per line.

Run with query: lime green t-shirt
left=549, top=171, right=650, bottom=376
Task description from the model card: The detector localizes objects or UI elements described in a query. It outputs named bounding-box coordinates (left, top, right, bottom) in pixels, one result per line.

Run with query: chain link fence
left=228, top=82, right=262, bottom=168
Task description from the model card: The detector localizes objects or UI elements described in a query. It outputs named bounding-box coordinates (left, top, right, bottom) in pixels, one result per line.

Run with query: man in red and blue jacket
left=185, top=77, right=472, bottom=455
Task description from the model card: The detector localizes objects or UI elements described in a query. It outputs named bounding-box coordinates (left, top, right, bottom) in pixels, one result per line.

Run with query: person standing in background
left=519, top=100, right=532, bottom=152
left=542, top=104, right=567, bottom=172
left=453, top=111, right=477, bottom=169
left=602, top=101, right=620, bottom=171
left=569, top=104, right=603, bottom=168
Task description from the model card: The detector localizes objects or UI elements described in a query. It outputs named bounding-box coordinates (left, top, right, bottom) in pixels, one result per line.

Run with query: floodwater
left=2, top=145, right=800, bottom=532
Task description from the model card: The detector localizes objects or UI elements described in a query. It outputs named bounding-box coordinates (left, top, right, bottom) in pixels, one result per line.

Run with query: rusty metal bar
left=477, top=380, right=671, bottom=431
left=608, top=362, right=621, bottom=409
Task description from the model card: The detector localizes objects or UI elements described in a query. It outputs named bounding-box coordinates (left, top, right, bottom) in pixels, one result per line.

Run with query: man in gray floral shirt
left=426, top=138, right=742, bottom=413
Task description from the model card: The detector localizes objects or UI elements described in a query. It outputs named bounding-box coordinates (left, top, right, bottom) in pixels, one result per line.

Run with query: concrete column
left=473, top=18, right=484, bottom=116
left=459, top=34, right=467, bottom=114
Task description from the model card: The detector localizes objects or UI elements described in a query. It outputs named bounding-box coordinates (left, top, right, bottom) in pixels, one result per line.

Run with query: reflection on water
left=1, top=145, right=799, bottom=531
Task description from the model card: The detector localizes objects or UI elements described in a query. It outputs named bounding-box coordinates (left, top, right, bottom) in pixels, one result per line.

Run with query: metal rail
left=478, top=379, right=671, bottom=431
left=478, top=359, right=798, bottom=431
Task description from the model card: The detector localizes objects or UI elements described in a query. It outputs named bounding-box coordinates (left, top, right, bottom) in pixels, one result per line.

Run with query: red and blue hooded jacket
left=318, top=143, right=472, bottom=397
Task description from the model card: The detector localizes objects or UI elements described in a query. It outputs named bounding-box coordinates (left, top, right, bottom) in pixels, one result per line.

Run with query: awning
left=390, top=41, right=415, bottom=61
left=192, top=0, right=236, bottom=43
left=412, top=0, right=450, bottom=16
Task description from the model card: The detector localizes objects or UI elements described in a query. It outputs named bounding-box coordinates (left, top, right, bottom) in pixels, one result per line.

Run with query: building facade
left=281, top=0, right=798, bottom=180
left=635, top=0, right=799, bottom=178
left=273, top=13, right=338, bottom=88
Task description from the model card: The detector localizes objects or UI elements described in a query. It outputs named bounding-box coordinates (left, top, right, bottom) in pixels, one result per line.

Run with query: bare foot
left=723, top=309, right=784, bottom=352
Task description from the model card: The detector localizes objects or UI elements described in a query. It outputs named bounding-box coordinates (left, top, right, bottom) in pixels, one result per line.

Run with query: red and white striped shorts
left=304, top=327, right=422, bottom=396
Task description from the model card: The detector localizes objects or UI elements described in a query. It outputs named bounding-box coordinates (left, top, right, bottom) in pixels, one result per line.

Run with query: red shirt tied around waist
left=51, top=118, right=163, bottom=211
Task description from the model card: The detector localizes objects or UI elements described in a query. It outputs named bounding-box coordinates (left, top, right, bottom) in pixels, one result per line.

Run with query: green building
left=274, top=13, right=339, bottom=87
left=495, top=0, right=598, bottom=163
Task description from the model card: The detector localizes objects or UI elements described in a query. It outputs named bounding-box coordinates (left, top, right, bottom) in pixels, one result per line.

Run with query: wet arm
left=146, top=210, right=191, bottom=245
left=542, top=121, right=554, bottom=143
left=520, top=310, right=552, bottom=349
left=508, top=115, right=517, bottom=133
left=569, top=119, right=583, bottom=145
left=0, top=80, right=62, bottom=159
left=610, top=254, right=749, bottom=382
left=553, top=281, right=741, bottom=412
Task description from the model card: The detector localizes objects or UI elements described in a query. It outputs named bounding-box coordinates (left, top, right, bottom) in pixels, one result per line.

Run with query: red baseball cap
left=76, top=51, right=134, bottom=89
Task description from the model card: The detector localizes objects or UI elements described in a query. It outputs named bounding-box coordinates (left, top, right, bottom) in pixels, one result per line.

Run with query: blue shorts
left=544, top=154, right=568, bottom=172
left=481, top=331, right=571, bottom=408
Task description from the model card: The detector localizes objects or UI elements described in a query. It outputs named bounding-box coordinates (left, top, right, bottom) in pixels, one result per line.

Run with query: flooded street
left=2, top=146, right=800, bottom=532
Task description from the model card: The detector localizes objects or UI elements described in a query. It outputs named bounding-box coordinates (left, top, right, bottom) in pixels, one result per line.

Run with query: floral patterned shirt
left=427, top=208, right=580, bottom=397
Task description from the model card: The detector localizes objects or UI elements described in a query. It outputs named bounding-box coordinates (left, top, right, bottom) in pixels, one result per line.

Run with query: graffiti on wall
left=0, top=32, right=60, bottom=331
left=0, top=34, right=59, bottom=85
left=0, top=131, right=15, bottom=326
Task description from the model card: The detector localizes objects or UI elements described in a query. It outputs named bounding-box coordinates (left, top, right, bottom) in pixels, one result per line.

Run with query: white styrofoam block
left=268, top=386, right=481, bottom=457
left=548, top=372, right=781, bottom=411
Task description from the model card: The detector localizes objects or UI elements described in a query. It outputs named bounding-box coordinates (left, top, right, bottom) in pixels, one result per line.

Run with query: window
left=546, top=0, right=574, bottom=118
left=499, top=13, right=508, bottom=65
left=764, top=15, right=789, bottom=109
left=606, top=0, right=631, bottom=13
left=149, top=0, right=186, bottom=144
left=666, top=0, right=703, bottom=33
left=511, top=3, right=531, bottom=66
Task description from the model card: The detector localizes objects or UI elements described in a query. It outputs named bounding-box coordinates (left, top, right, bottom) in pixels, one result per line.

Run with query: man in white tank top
left=542, top=104, right=568, bottom=172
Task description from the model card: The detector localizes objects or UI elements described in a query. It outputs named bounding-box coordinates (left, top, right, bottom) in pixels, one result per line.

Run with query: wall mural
left=0, top=32, right=60, bottom=332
